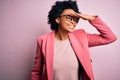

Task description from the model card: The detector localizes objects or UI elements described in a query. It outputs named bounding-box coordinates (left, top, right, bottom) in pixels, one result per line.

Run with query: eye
left=73, top=18, right=79, bottom=23
left=66, top=16, right=72, bottom=21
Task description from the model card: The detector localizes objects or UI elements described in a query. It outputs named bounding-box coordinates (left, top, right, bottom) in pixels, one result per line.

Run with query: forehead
left=61, top=9, right=75, bottom=15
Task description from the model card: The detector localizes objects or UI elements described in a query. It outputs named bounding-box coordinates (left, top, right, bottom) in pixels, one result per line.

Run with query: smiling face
left=56, top=9, right=78, bottom=33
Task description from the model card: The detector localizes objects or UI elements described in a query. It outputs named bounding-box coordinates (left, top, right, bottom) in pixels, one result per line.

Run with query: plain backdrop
left=0, top=0, right=120, bottom=80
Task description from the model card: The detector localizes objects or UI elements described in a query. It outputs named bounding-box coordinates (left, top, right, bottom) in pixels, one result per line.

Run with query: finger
left=69, top=12, right=79, bottom=18
left=74, top=12, right=81, bottom=16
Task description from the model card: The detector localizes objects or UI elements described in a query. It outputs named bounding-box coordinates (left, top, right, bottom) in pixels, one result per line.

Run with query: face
left=56, top=9, right=79, bottom=33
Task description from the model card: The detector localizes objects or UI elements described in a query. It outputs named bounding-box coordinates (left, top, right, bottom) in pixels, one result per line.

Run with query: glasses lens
left=61, top=15, right=79, bottom=23
left=73, top=17, right=79, bottom=23
left=66, top=15, right=72, bottom=21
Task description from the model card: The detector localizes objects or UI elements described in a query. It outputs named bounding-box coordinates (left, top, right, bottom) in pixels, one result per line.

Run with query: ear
left=55, top=18, right=60, bottom=24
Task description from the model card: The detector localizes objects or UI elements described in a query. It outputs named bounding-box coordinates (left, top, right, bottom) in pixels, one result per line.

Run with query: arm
left=87, top=16, right=117, bottom=47
left=70, top=12, right=117, bottom=47
left=31, top=41, right=44, bottom=80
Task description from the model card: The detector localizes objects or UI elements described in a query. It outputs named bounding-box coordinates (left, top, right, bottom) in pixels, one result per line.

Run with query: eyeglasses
left=60, top=14, right=79, bottom=23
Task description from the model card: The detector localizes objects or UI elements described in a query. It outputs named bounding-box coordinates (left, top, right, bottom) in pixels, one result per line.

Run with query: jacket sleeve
left=31, top=39, right=44, bottom=80
left=87, top=16, right=117, bottom=47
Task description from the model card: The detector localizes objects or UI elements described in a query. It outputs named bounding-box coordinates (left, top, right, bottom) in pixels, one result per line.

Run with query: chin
left=68, top=29, right=75, bottom=33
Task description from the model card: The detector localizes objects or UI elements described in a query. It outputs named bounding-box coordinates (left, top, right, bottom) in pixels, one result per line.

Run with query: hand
left=69, top=12, right=96, bottom=21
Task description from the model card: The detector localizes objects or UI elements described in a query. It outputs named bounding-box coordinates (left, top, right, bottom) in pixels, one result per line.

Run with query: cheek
left=62, top=21, right=70, bottom=26
left=73, top=24, right=77, bottom=27
left=60, top=21, right=68, bottom=27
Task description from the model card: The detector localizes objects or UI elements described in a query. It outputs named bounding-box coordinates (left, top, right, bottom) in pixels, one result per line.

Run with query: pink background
left=0, top=0, right=120, bottom=80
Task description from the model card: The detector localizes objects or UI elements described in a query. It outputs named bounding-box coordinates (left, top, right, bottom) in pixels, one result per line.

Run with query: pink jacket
left=31, top=17, right=117, bottom=80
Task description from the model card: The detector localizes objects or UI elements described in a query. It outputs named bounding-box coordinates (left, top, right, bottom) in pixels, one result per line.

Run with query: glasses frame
left=60, top=14, right=79, bottom=23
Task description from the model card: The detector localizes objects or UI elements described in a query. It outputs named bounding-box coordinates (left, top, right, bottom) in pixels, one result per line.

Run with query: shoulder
left=71, top=29, right=88, bottom=41
left=72, top=29, right=87, bottom=36
left=37, top=31, right=53, bottom=43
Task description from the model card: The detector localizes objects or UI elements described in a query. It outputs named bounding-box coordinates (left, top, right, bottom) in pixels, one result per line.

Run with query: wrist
left=89, top=16, right=96, bottom=21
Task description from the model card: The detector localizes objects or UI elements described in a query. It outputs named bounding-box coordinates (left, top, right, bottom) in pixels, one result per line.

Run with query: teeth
left=69, top=26, right=74, bottom=28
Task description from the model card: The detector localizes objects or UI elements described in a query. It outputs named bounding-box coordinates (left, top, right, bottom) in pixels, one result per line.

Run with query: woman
left=31, top=0, right=117, bottom=80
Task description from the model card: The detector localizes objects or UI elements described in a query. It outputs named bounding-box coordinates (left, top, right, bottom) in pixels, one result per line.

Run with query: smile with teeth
left=69, top=25, right=74, bottom=28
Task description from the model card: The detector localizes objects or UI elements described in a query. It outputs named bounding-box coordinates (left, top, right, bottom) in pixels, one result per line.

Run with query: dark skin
left=55, top=9, right=96, bottom=40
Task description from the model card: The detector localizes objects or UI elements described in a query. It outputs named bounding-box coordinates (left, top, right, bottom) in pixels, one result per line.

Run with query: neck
left=55, top=30, right=69, bottom=40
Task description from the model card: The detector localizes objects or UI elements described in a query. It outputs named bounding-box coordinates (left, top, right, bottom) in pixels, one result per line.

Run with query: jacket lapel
left=46, top=31, right=54, bottom=80
left=68, top=33, right=91, bottom=79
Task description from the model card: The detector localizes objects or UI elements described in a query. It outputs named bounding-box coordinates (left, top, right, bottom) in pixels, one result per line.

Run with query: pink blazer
left=31, top=17, right=117, bottom=80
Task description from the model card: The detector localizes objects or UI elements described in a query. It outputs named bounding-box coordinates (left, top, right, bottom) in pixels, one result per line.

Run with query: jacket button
left=91, top=59, right=92, bottom=62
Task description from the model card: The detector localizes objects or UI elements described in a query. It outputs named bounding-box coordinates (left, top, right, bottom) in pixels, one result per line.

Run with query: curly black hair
left=48, top=0, right=80, bottom=31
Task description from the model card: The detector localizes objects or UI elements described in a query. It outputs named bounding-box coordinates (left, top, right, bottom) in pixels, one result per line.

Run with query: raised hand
left=69, top=12, right=96, bottom=21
